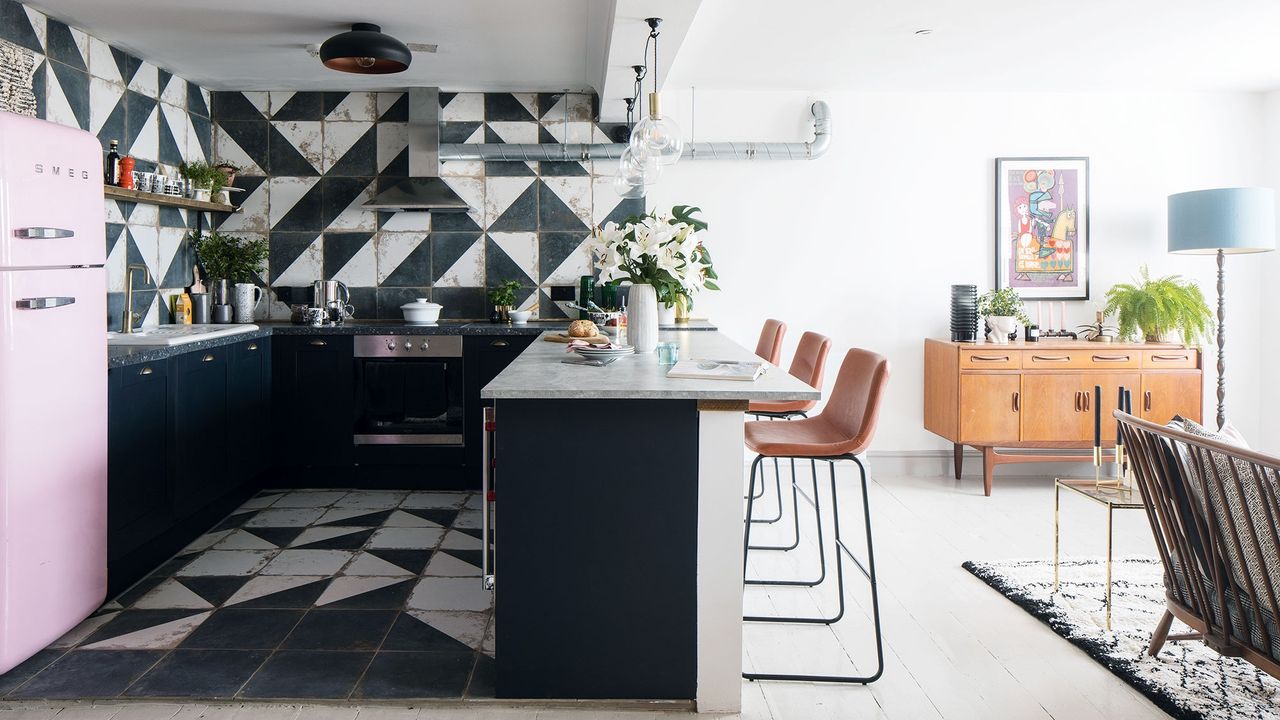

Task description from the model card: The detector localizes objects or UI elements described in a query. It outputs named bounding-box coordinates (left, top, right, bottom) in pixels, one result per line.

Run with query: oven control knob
left=404, top=341, right=412, bottom=350
left=419, top=340, right=429, bottom=351
left=385, top=339, right=395, bottom=351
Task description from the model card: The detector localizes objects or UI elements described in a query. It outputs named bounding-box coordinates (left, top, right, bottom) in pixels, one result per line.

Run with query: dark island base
left=494, top=398, right=700, bottom=700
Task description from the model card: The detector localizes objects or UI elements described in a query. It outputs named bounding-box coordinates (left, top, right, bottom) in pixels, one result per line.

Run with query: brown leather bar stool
left=743, top=348, right=890, bottom=684
left=754, top=318, right=786, bottom=365
left=746, top=319, right=787, bottom=505
left=745, top=332, right=832, bottom=567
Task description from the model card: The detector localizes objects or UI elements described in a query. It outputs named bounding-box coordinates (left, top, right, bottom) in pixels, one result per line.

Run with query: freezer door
left=0, top=113, right=105, bottom=269
left=0, top=267, right=107, bottom=673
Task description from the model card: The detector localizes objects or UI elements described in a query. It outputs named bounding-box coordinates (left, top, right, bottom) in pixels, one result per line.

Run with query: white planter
left=628, top=283, right=659, bottom=352
left=657, top=302, right=677, bottom=326
left=986, top=315, right=1018, bottom=344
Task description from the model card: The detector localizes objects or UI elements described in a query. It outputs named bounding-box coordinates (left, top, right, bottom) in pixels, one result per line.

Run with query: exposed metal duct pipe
left=438, top=100, right=831, bottom=163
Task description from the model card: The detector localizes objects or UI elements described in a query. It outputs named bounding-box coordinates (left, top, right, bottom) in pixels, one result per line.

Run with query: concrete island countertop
left=481, top=330, right=822, bottom=401
left=106, top=319, right=718, bottom=369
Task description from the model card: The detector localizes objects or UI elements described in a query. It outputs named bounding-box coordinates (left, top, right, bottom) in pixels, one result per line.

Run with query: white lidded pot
left=401, top=298, right=443, bottom=324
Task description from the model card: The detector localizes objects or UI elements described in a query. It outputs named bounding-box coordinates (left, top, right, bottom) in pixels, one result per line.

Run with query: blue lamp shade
left=1168, top=187, right=1276, bottom=255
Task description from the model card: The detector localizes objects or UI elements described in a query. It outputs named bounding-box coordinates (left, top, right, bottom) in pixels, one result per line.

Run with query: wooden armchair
left=1118, top=412, right=1280, bottom=679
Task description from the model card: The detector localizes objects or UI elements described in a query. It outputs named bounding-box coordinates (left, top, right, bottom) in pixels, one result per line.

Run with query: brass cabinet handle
left=309, top=339, right=328, bottom=347
left=1032, top=355, right=1071, bottom=362
left=1083, top=392, right=1091, bottom=412
left=491, top=340, right=510, bottom=348
left=1074, top=391, right=1081, bottom=412
left=1151, top=354, right=1188, bottom=361
left=202, top=353, right=215, bottom=362
left=1092, top=355, right=1130, bottom=362
left=970, top=355, right=1008, bottom=362
left=139, top=366, right=153, bottom=375
left=247, top=343, right=258, bottom=351
left=1013, top=391, right=1020, bottom=412
left=1145, top=391, right=1152, bottom=412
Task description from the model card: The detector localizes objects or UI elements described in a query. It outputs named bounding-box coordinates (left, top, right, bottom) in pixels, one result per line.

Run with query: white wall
left=646, top=89, right=1268, bottom=457
left=1261, top=90, right=1280, bottom=449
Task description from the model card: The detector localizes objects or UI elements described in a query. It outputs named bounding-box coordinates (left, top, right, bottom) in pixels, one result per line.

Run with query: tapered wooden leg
left=953, top=444, right=964, bottom=480
left=982, top=447, right=995, bottom=496
left=1148, top=609, right=1175, bottom=657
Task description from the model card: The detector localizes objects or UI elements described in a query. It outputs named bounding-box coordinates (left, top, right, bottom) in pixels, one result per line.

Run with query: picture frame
left=994, top=156, right=1090, bottom=300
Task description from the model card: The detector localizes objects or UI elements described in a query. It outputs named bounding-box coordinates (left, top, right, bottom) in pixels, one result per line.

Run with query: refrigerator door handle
left=13, top=227, right=75, bottom=239
left=16, top=296, right=76, bottom=310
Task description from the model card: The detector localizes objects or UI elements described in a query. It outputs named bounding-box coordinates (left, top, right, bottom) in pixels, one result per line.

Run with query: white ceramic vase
left=986, top=315, right=1018, bottom=344
left=657, top=302, right=677, bottom=326
left=628, top=283, right=659, bottom=352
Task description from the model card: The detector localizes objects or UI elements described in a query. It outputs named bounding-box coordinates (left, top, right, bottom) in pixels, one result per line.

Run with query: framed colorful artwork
left=994, top=157, right=1090, bottom=300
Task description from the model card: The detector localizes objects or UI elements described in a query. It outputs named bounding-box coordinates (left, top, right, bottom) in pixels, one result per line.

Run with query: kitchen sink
left=107, top=324, right=260, bottom=346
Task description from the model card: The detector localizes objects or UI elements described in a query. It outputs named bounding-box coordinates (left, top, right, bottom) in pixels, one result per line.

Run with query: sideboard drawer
left=1021, top=350, right=1141, bottom=370
left=960, top=350, right=1020, bottom=369
left=1142, top=349, right=1197, bottom=369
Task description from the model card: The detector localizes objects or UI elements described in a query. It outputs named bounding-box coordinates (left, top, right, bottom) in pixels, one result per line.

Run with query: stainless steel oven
left=353, top=335, right=464, bottom=446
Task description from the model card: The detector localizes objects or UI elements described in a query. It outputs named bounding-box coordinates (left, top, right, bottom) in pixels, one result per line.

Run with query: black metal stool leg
left=743, top=454, right=885, bottom=685
left=746, top=459, right=827, bottom=587
left=748, top=458, right=801, bottom=549
left=749, top=457, right=787, bottom=524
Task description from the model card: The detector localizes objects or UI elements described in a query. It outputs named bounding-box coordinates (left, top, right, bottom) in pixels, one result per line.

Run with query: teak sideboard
left=923, top=338, right=1203, bottom=495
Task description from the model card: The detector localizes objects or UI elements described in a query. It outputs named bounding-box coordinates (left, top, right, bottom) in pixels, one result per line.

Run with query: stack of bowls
left=951, top=285, right=978, bottom=342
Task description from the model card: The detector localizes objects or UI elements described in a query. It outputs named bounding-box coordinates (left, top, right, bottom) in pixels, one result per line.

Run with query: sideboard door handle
left=202, top=353, right=215, bottom=363
left=1032, top=355, right=1071, bottom=362
left=309, top=339, right=328, bottom=347
left=1151, top=354, right=1188, bottom=361
left=139, top=366, right=153, bottom=376
left=491, top=340, right=510, bottom=348
left=1083, top=392, right=1090, bottom=412
left=1144, top=391, right=1152, bottom=412
left=1074, top=391, right=1081, bottom=412
left=1092, top=355, right=1130, bottom=362
left=1013, top=391, right=1020, bottom=412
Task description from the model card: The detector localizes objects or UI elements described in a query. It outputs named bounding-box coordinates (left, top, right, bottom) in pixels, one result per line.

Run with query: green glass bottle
left=579, top=275, right=595, bottom=319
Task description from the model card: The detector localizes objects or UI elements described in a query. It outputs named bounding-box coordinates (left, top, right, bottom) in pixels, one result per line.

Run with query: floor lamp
left=1168, top=187, right=1275, bottom=430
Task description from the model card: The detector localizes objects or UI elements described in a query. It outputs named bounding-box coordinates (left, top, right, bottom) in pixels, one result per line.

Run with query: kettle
left=312, top=280, right=352, bottom=318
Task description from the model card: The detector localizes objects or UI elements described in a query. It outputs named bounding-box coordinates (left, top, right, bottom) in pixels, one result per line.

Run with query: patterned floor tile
left=282, top=609, right=396, bottom=651
left=243, top=508, right=326, bottom=527
left=382, top=510, right=442, bottom=528
left=224, top=575, right=330, bottom=609
left=81, top=610, right=211, bottom=650
left=0, top=648, right=65, bottom=695
left=317, top=578, right=415, bottom=610
left=400, top=508, right=459, bottom=527
left=288, top=526, right=370, bottom=548
left=132, top=579, right=216, bottom=610
left=273, top=490, right=347, bottom=508
left=423, top=552, right=480, bottom=578
left=407, top=577, right=492, bottom=612
left=176, top=550, right=274, bottom=577
left=438, top=530, right=482, bottom=551
left=401, top=492, right=468, bottom=509
left=211, top=529, right=280, bottom=550
left=333, top=490, right=408, bottom=510
left=239, top=650, right=373, bottom=699
left=315, top=508, right=394, bottom=527
left=368, top=527, right=444, bottom=550
left=342, top=552, right=416, bottom=577
left=124, top=648, right=269, bottom=698
left=452, top=510, right=482, bottom=529
left=179, top=608, right=305, bottom=650
left=406, top=610, right=489, bottom=651
left=353, top=650, right=474, bottom=699
left=259, top=550, right=353, bottom=576
left=9, top=649, right=166, bottom=699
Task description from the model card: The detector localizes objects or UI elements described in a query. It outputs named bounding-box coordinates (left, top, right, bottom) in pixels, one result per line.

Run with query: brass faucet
left=123, top=263, right=151, bottom=334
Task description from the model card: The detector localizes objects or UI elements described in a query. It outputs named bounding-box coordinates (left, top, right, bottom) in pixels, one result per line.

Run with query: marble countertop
left=481, top=331, right=822, bottom=401
left=107, top=319, right=718, bottom=369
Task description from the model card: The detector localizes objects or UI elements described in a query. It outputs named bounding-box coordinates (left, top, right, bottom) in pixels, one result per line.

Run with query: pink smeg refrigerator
left=0, top=112, right=107, bottom=673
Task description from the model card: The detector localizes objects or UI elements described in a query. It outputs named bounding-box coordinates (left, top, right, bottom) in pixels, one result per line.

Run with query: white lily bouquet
left=589, top=205, right=719, bottom=309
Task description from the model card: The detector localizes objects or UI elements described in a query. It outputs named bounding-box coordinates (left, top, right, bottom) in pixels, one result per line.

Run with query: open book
left=665, top=359, right=766, bottom=382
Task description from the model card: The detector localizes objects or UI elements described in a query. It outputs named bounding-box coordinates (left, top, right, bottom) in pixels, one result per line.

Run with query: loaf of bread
left=568, top=320, right=599, bottom=338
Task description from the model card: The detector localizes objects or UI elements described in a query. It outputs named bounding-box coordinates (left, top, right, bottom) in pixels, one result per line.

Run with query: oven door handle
left=481, top=406, right=495, bottom=591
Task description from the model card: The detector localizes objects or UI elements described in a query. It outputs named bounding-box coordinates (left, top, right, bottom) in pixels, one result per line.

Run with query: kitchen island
left=482, top=331, right=820, bottom=713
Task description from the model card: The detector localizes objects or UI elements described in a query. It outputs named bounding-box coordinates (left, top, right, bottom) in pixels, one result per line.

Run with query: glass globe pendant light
left=629, top=18, right=684, bottom=165
left=612, top=147, right=659, bottom=198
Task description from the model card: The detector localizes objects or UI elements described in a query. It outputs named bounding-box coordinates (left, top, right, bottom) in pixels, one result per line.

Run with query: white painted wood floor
left=0, top=467, right=1168, bottom=720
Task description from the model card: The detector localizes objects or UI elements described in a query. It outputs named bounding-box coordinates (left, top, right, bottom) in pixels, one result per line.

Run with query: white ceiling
left=27, top=0, right=599, bottom=92
left=666, top=0, right=1280, bottom=92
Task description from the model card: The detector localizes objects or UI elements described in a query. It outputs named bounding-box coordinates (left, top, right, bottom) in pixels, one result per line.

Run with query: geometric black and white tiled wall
left=212, top=90, right=644, bottom=320
left=2, top=0, right=214, bottom=330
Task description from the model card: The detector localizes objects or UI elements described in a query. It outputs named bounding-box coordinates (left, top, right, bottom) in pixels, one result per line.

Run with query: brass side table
left=1053, top=478, right=1145, bottom=629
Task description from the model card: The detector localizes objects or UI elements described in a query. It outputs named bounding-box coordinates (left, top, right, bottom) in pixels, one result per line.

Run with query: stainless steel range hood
left=364, top=87, right=469, bottom=212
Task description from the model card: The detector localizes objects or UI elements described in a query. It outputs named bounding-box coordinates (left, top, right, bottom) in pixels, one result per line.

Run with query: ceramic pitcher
left=233, top=283, right=263, bottom=324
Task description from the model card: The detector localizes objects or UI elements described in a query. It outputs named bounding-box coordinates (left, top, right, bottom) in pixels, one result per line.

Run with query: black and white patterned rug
left=964, top=557, right=1280, bottom=720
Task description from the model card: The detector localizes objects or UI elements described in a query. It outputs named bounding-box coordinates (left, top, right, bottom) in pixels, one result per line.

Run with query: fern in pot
left=1103, top=266, right=1213, bottom=344
left=977, top=288, right=1029, bottom=344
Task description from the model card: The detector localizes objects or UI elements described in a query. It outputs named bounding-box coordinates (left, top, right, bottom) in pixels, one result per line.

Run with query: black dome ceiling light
left=319, top=23, right=411, bottom=74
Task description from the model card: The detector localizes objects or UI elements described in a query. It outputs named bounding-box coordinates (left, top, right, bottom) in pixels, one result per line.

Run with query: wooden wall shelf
left=104, top=185, right=240, bottom=213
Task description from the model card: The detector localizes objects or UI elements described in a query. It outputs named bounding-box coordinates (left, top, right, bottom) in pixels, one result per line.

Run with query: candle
left=1061, top=302, right=1067, bottom=332
left=1094, top=385, right=1102, bottom=448
left=1036, top=302, right=1042, bottom=328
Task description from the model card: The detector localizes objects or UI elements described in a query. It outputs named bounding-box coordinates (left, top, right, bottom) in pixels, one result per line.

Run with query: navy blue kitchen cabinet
left=107, top=358, right=174, bottom=565
left=464, top=334, right=536, bottom=471
left=172, top=346, right=232, bottom=516
left=271, top=335, right=355, bottom=474
left=229, top=336, right=272, bottom=479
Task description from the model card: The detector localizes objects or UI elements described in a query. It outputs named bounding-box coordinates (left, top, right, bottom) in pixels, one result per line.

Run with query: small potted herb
left=487, top=280, right=522, bottom=323
left=179, top=161, right=227, bottom=202
left=978, top=287, right=1030, bottom=344
left=191, top=230, right=268, bottom=285
left=1103, top=266, right=1213, bottom=343
left=215, top=162, right=241, bottom=187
